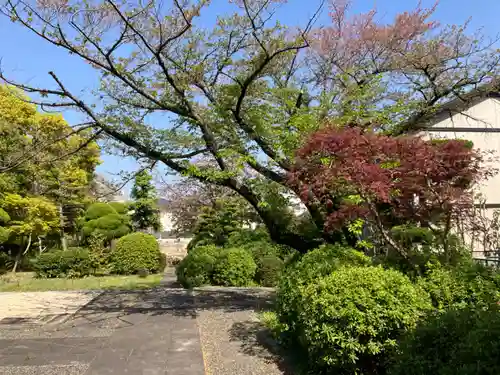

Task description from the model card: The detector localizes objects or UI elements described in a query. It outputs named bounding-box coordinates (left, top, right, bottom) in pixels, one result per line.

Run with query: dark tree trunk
left=229, top=179, right=323, bottom=253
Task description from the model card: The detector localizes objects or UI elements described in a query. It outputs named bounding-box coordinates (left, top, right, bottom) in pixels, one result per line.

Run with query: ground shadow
left=228, top=320, right=299, bottom=375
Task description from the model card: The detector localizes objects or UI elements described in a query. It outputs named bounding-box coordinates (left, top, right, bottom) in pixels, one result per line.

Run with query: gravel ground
left=0, top=291, right=99, bottom=320
left=195, top=287, right=293, bottom=375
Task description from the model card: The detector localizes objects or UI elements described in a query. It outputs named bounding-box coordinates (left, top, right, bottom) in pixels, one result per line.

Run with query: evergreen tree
left=130, top=171, right=161, bottom=232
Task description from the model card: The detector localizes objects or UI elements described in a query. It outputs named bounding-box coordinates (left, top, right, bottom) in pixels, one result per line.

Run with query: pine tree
left=130, top=171, right=161, bottom=232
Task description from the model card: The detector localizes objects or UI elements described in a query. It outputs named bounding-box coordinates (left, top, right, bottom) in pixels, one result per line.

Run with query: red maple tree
left=290, top=126, right=491, bottom=262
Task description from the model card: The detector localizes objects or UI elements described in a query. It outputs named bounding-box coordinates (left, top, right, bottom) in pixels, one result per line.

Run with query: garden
left=174, top=127, right=500, bottom=374
left=0, top=0, right=500, bottom=373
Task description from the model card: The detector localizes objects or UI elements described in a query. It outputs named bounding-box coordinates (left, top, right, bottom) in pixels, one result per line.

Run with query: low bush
left=276, top=244, right=371, bottom=341
left=110, top=232, right=161, bottom=275
left=158, top=253, right=167, bottom=272
left=255, top=255, right=284, bottom=287
left=176, top=245, right=219, bottom=288
left=32, top=248, right=93, bottom=278
left=389, top=307, right=500, bottom=375
left=0, top=252, right=11, bottom=274
left=212, top=247, right=256, bottom=286
left=417, top=261, right=500, bottom=310
left=226, top=227, right=271, bottom=247
left=298, top=266, right=431, bottom=374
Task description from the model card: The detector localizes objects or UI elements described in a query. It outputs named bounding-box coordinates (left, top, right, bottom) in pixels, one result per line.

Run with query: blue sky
left=0, top=0, right=499, bottom=187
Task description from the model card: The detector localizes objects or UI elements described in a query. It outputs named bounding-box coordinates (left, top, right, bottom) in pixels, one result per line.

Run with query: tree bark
left=229, top=180, right=323, bottom=253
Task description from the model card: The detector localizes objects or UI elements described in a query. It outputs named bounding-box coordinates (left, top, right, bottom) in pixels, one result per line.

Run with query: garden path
left=0, top=269, right=289, bottom=375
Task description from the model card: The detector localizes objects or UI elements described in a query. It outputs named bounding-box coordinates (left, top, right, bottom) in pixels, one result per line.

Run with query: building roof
left=404, top=80, right=500, bottom=132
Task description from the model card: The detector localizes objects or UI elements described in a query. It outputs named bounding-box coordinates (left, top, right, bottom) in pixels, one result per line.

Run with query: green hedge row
left=270, top=244, right=500, bottom=375
left=32, top=232, right=165, bottom=278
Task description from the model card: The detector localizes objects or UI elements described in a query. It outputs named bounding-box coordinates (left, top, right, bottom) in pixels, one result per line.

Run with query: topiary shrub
left=84, top=202, right=117, bottom=220
left=276, top=244, right=372, bottom=342
left=417, top=261, right=500, bottom=311
left=255, top=255, right=284, bottom=287
left=298, top=266, right=431, bottom=374
left=82, top=213, right=131, bottom=242
left=108, top=201, right=130, bottom=215
left=110, top=232, right=161, bottom=275
left=389, top=307, right=500, bottom=375
left=176, top=245, right=219, bottom=288
left=212, top=247, right=256, bottom=286
left=32, top=248, right=93, bottom=278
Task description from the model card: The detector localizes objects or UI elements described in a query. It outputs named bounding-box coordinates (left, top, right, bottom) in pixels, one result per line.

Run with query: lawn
left=0, top=272, right=163, bottom=292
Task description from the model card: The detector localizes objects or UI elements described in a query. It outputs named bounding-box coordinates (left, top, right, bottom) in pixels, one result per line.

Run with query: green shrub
left=212, top=247, right=256, bottom=286
left=389, top=307, right=500, bottom=375
left=256, top=255, right=284, bottom=287
left=110, top=232, right=161, bottom=275
left=176, top=245, right=219, bottom=288
left=299, top=266, right=431, bottom=374
left=108, top=201, right=130, bottom=215
left=85, top=202, right=117, bottom=220
left=226, top=227, right=271, bottom=247
left=417, top=262, right=500, bottom=310
left=276, top=244, right=371, bottom=341
left=82, top=213, right=131, bottom=242
left=0, top=227, right=10, bottom=244
left=158, top=252, right=167, bottom=272
left=33, top=248, right=93, bottom=278
left=0, top=252, right=11, bottom=274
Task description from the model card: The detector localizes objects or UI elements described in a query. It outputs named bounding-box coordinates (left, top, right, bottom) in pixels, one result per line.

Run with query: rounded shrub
left=83, top=213, right=131, bottom=242
left=108, top=201, right=129, bottom=215
left=299, top=266, right=431, bottom=374
left=0, top=227, right=10, bottom=244
left=417, top=262, right=500, bottom=310
left=255, top=255, right=284, bottom=287
left=85, top=202, right=116, bottom=220
left=176, top=245, right=219, bottom=288
left=33, top=248, right=93, bottom=278
left=276, top=244, right=371, bottom=341
left=389, top=307, right=500, bottom=375
left=212, top=247, right=257, bottom=286
left=110, top=232, right=161, bottom=275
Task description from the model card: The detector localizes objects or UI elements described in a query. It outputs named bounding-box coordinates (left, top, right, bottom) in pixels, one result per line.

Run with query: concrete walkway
left=0, top=270, right=288, bottom=375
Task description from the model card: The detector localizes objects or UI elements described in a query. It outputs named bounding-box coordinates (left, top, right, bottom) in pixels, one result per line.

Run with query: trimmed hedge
left=298, top=266, right=432, bottom=374
left=276, top=244, right=371, bottom=341
left=110, top=232, right=161, bottom=274
left=32, top=248, right=93, bottom=278
left=417, top=262, right=500, bottom=310
left=389, top=307, right=500, bottom=375
left=255, top=255, right=284, bottom=287
left=212, top=247, right=256, bottom=286
left=176, top=245, right=219, bottom=288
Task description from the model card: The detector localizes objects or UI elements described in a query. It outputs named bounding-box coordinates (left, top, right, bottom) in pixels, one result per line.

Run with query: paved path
left=0, top=271, right=287, bottom=375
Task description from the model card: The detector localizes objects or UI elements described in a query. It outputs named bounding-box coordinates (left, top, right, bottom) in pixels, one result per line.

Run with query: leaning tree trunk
left=12, top=233, right=32, bottom=273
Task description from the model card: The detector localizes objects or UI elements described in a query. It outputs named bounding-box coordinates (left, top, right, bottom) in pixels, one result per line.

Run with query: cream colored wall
left=420, top=98, right=500, bottom=205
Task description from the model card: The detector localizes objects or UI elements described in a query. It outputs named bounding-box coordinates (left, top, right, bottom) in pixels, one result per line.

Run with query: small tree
left=291, top=126, right=491, bottom=269
left=130, top=170, right=161, bottom=232
left=81, top=202, right=131, bottom=244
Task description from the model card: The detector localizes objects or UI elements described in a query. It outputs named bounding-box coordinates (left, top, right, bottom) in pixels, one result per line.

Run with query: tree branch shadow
left=228, top=320, right=298, bottom=375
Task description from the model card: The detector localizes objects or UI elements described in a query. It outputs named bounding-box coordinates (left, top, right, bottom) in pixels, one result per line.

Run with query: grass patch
left=0, top=272, right=162, bottom=292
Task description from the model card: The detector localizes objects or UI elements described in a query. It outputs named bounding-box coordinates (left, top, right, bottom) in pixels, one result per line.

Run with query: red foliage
left=290, top=126, right=488, bottom=232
